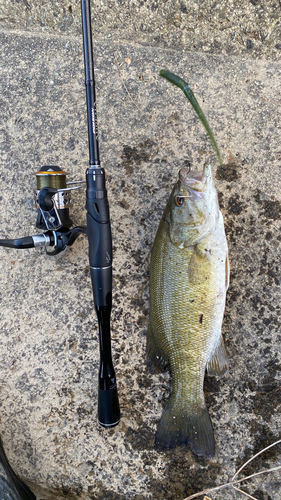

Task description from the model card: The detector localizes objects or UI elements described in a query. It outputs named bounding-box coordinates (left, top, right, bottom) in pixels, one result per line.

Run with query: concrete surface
left=0, top=1, right=280, bottom=499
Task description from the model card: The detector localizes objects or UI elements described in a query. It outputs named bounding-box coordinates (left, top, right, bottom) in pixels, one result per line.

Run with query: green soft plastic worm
left=159, top=69, right=222, bottom=166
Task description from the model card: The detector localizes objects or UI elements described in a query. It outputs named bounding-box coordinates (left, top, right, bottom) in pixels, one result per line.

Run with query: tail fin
left=155, top=400, right=215, bottom=459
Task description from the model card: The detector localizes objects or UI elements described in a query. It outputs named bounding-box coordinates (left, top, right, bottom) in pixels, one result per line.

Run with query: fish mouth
left=179, top=165, right=209, bottom=192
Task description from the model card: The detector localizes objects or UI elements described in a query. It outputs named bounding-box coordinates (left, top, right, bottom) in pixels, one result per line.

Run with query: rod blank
left=81, top=0, right=100, bottom=166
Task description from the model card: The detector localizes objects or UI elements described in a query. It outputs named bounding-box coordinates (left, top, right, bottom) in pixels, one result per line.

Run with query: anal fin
left=207, top=335, right=228, bottom=377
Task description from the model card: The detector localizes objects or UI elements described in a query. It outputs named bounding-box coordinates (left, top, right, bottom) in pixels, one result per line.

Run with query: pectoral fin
left=188, top=248, right=211, bottom=284
left=207, top=336, right=228, bottom=377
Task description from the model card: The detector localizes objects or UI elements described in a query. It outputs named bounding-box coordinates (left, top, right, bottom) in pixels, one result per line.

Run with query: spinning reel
left=0, top=166, right=86, bottom=255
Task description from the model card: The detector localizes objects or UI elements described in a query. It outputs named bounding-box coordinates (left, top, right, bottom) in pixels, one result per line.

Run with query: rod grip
left=86, top=167, right=112, bottom=284
left=98, top=386, right=120, bottom=427
left=86, top=213, right=112, bottom=270
left=89, top=267, right=111, bottom=307
left=86, top=167, right=120, bottom=427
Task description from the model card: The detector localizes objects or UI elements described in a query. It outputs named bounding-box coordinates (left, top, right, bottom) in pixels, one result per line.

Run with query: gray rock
left=0, top=1, right=280, bottom=499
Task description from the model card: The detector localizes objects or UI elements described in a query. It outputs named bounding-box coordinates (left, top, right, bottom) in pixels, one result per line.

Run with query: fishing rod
left=0, top=0, right=120, bottom=428
left=81, top=0, right=120, bottom=427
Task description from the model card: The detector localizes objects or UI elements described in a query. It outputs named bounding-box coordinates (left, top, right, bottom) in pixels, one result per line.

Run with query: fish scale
left=148, top=164, right=229, bottom=459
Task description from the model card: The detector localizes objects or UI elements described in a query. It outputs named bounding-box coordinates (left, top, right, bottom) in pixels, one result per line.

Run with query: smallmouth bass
left=148, top=164, right=229, bottom=459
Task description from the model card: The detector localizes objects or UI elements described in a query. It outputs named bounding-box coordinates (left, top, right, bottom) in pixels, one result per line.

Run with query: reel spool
left=35, top=166, right=67, bottom=190
left=35, top=166, right=73, bottom=231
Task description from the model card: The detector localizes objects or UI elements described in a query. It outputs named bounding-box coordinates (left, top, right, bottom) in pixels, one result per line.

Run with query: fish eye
left=175, top=196, right=184, bottom=207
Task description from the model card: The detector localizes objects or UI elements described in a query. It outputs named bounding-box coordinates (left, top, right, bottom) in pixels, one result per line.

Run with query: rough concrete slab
left=0, top=0, right=281, bottom=60
left=0, top=7, right=280, bottom=500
